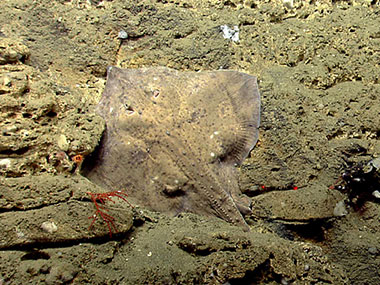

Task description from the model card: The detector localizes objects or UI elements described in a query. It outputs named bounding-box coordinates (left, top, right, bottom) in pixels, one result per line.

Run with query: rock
left=45, top=262, right=78, bottom=285
left=0, top=65, right=30, bottom=96
left=0, top=175, right=133, bottom=248
left=251, top=184, right=345, bottom=223
left=0, top=37, right=30, bottom=65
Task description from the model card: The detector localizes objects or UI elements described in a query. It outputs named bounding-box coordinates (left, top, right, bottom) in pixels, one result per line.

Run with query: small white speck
left=373, top=190, right=380, bottom=199
left=333, top=200, right=348, bottom=217
left=41, top=221, right=58, bottom=234
left=109, top=107, right=113, bottom=113
left=147, top=251, right=152, bottom=257
left=283, top=0, right=293, bottom=9
left=0, top=159, right=11, bottom=169
left=220, top=25, right=239, bottom=42
left=174, top=179, right=179, bottom=184
left=118, top=30, right=128, bottom=39
left=214, top=131, right=219, bottom=135
left=210, top=152, right=215, bottom=157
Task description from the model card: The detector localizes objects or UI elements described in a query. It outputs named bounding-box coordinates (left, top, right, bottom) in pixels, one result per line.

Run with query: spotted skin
left=83, top=67, right=260, bottom=230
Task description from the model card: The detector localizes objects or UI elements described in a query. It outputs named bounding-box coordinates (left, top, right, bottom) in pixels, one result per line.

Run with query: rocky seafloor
left=1, top=0, right=380, bottom=284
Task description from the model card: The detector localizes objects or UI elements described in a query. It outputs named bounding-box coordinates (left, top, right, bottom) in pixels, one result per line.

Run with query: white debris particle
left=41, top=221, right=58, bottom=234
left=0, top=159, right=11, bottom=169
left=372, top=190, right=380, bottom=199
left=118, top=30, right=128, bottom=39
left=283, top=0, right=294, bottom=9
left=210, top=152, right=215, bottom=157
left=210, top=131, right=219, bottom=139
left=333, top=200, right=348, bottom=217
left=220, top=25, right=239, bottom=42
left=147, top=251, right=152, bottom=257
left=57, top=134, right=69, bottom=151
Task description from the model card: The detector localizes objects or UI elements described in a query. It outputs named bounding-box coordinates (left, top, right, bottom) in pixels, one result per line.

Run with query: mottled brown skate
left=83, top=67, right=260, bottom=231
